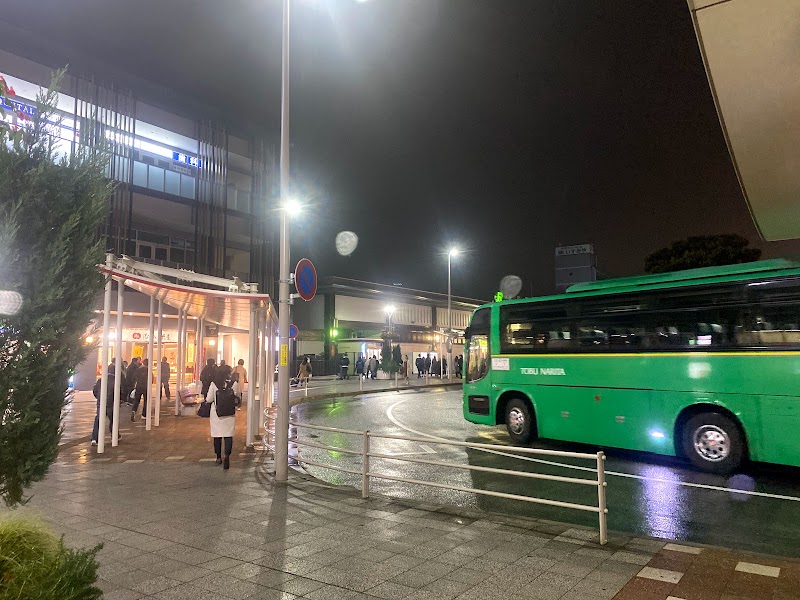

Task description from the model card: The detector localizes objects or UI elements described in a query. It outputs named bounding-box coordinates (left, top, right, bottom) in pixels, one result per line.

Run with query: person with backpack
left=91, top=364, right=118, bottom=445
left=207, top=364, right=239, bottom=470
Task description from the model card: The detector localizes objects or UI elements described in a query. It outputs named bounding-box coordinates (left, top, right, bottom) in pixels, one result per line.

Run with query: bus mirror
left=464, top=327, right=471, bottom=339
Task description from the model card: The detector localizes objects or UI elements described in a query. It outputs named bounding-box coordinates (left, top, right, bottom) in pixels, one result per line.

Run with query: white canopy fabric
left=100, top=266, right=272, bottom=331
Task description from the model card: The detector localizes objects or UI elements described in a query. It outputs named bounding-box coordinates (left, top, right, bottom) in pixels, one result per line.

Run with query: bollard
left=362, top=431, right=370, bottom=499
left=597, top=451, right=608, bottom=545
left=360, top=375, right=363, bottom=391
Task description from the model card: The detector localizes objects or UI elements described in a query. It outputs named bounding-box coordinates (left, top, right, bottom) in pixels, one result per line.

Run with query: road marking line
left=385, top=397, right=800, bottom=503
left=735, top=562, right=780, bottom=577
left=664, top=543, right=701, bottom=554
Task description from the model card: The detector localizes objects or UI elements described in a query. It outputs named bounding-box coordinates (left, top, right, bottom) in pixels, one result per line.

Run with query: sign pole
left=276, top=0, right=291, bottom=483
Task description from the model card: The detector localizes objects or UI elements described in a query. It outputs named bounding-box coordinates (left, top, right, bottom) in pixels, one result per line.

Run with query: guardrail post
left=596, top=451, right=607, bottom=545
left=362, top=430, right=370, bottom=499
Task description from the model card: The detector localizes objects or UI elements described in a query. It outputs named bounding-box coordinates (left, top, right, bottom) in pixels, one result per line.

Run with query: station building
left=0, top=31, right=484, bottom=386
left=0, top=28, right=277, bottom=390
left=292, top=278, right=483, bottom=375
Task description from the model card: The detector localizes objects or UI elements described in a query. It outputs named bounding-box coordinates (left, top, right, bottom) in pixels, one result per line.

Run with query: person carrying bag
left=205, top=365, right=239, bottom=469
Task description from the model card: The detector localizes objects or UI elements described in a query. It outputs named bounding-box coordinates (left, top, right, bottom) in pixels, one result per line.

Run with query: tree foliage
left=0, top=71, right=111, bottom=506
left=644, top=234, right=761, bottom=274
left=0, top=515, right=102, bottom=599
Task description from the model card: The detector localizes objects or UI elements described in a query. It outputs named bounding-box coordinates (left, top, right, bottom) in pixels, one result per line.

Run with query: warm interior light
left=208, top=339, right=216, bottom=346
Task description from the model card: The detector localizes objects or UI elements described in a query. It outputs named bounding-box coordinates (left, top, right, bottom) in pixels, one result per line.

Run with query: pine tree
left=0, top=71, right=111, bottom=506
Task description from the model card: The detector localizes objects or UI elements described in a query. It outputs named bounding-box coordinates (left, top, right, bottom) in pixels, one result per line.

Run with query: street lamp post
left=447, top=248, right=459, bottom=381
left=275, top=0, right=292, bottom=483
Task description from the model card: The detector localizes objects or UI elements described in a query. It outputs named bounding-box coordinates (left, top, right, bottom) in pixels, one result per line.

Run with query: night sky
left=3, top=0, right=800, bottom=301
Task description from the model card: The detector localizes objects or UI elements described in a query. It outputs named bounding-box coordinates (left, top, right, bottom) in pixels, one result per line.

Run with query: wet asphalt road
left=291, top=389, right=800, bottom=558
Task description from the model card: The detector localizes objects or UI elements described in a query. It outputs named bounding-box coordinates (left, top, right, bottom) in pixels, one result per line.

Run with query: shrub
left=0, top=515, right=102, bottom=600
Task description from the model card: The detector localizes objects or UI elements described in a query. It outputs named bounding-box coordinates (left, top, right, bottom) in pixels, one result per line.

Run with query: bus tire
left=681, top=412, right=744, bottom=475
left=505, top=398, right=534, bottom=444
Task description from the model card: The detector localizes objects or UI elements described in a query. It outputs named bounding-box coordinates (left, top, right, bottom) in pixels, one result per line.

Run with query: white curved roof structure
left=688, top=0, right=800, bottom=241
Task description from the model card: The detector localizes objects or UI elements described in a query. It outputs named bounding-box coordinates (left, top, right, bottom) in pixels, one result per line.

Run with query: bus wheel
left=681, top=412, right=744, bottom=475
left=505, top=398, right=534, bottom=444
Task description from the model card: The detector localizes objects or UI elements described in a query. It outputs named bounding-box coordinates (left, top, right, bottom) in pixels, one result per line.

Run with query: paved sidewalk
left=10, top=390, right=799, bottom=599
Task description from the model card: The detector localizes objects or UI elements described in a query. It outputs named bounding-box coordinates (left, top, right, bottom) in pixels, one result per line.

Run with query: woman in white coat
left=207, top=364, right=239, bottom=470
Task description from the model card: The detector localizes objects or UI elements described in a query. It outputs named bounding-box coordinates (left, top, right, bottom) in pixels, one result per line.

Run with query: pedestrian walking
left=91, top=364, right=118, bottom=445
left=160, top=356, right=172, bottom=399
left=442, top=357, right=448, bottom=378
left=431, top=356, right=440, bottom=377
left=131, top=358, right=149, bottom=421
left=456, top=355, right=463, bottom=378
left=200, top=358, right=217, bottom=398
left=415, top=355, right=424, bottom=378
left=207, top=364, right=239, bottom=470
left=298, top=356, right=312, bottom=387
left=369, top=355, right=378, bottom=380
left=232, top=359, right=247, bottom=386
left=401, top=354, right=410, bottom=384
left=340, top=354, right=350, bottom=380
left=125, top=357, right=140, bottom=404
left=424, top=354, right=432, bottom=376
left=356, top=354, right=365, bottom=379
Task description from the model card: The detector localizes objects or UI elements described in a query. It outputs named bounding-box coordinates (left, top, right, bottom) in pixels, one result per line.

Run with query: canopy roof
left=99, top=259, right=273, bottom=331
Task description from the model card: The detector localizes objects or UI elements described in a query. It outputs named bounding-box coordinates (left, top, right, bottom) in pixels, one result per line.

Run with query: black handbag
left=197, top=401, right=211, bottom=418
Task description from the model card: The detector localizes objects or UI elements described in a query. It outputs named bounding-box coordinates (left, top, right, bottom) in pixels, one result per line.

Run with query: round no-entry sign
left=294, top=258, right=317, bottom=301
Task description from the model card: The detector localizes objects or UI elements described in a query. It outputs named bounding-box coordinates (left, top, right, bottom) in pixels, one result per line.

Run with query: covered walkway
left=94, top=255, right=277, bottom=454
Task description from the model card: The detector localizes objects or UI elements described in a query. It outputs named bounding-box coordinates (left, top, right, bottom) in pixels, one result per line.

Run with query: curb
left=288, top=382, right=462, bottom=407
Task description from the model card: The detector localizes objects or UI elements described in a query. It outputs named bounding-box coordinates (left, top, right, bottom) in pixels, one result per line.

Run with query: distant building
left=291, top=278, right=483, bottom=375
left=555, top=244, right=597, bottom=293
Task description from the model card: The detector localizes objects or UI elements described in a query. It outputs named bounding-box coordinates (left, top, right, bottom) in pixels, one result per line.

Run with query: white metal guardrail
left=263, top=411, right=608, bottom=544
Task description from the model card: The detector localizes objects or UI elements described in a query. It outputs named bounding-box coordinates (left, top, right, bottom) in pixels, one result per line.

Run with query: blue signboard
left=172, top=151, right=201, bottom=169
left=289, top=324, right=299, bottom=339
left=1, top=97, right=36, bottom=119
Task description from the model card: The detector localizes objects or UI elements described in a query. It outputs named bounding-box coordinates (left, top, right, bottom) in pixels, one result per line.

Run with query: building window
left=180, top=175, right=195, bottom=199
left=148, top=166, right=165, bottom=192
left=133, top=160, right=148, bottom=187
left=165, top=170, right=181, bottom=196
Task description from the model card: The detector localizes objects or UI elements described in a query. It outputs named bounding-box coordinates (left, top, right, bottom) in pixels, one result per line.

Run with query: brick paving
left=4, top=388, right=796, bottom=599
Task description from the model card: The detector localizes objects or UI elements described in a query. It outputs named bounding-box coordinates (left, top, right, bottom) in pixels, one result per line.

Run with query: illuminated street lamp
left=447, top=248, right=459, bottom=381
left=276, top=0, right=370, bottom=482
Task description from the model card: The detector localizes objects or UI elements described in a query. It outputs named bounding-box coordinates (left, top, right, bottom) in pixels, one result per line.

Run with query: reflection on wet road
left=291, top=390, right=800, bottom=557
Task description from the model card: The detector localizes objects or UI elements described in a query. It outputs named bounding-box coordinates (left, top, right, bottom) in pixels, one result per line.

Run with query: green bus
left=463, top=259, right=800, bottom=474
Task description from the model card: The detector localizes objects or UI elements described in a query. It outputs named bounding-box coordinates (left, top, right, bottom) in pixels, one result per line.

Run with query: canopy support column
left=198, top=319, right=204, bottom=382
left=267, top=316, right=274, bottom=409
left=145, top=294, right=155, bottom=431
left=195, top=317, right=201, bottom=386
left=98, top=253, right=113, bottom=454
left=175, top=310, right=184, bottom=415
left=155, top=298, right=163, bottom=427
left=112, top=278, right=124, bottom=447
left=259, top=309, right=268, bottom=438
left=246, top=301, right=257, bottom=447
